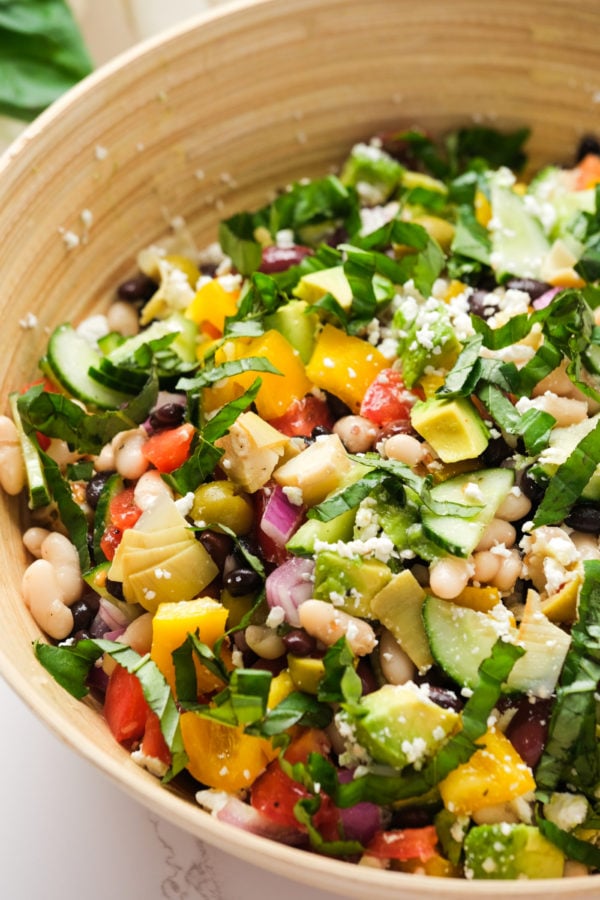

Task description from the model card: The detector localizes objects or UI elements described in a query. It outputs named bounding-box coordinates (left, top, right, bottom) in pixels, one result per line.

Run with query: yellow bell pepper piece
left=305, top=323, right=388, bottom=413
left=185, top=278, right=240, bottom=338
left=439, top=728, right=535, bottom=816
left=541, top=575, right=581, bottom=623
left=474, top=190, right=492, bottom=227
left=180, top=713, right=278, bottom=791
left=203, top=329, right=313, bottom=420
left=418, top=372, right=446, bottom=399
left=452, top=585, right=501, bottom=613
left=150, top=596, right=229, bottom=695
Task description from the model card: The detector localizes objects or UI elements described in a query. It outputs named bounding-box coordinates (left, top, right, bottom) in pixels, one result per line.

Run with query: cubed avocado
left=394, top=299, right=461, bottom=389
left=410, top=397, right=489, bottom=463
left=463, top=824, right=565, bottom=880
left=264, top=299, right=318, bottom=364
left=353, top=681, right=459, bottom=770
left=286, top=507, right=356, bottom=557
left=313, top=550, right=392, bottom=617
left=292, top=265, right=353, bottom=311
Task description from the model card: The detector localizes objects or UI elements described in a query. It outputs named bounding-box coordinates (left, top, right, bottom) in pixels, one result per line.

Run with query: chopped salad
left=7, top=125, right=600, bottom=880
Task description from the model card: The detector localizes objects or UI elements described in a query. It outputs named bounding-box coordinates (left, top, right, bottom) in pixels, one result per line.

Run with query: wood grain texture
left=0, top=1, right=599, bottom=895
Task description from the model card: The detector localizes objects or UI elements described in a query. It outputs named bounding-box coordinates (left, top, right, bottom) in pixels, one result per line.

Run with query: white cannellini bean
left=133, top=469, right=173, bottom=512
left=298, top=599, right=377, bottom=656
left=106, top=300, right=140, bottom=336
left=428, top=556, right=472, bottom=600
left=378, top=628, right=416, bottom=685
left=333, top=415, right=380, bottom=453
left=570, top=530, right=600, bottom=561
left=22, top=559, right=74, bottom=640
left=563, top=860, right=590, bottom=878
left=0, top=414, right=26, bottom=495
left=383, top=433, right=426, bottom=467
left=40, top=532, right=83, bottom=606
left=475, top=518, right=517, bottom=552
left=471, top=801, right=520, bottom=826
left=120, top=612, right=153, bottom=656
left=22, top=526, right=51, bottom=559
left=244, top=624, right=286, bottom=660
left=472, top=550, right=502, bottom=584
left=112, top=427, right=150, bottom=480
left=44, top=438, right=81, bottom=469
left=495, top=488, right=532, bottom=522
left=94, top=442, right=116, bottom=472
left=490, top=548, right=522, bottom=592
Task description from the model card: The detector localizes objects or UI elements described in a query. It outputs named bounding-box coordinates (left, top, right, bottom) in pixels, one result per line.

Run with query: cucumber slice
left=8, top=392, right=51, bottom=509
left=423, top=594, right=571, bottom=697
left=422, top=468, right=514, bottom=558
left=88, top=358, right=147, bottom=393
left=488, top=172, right=550, bottom=281
left=46, top=324, right=133, bottom=410
left=423, top=595, right=502, bottom=690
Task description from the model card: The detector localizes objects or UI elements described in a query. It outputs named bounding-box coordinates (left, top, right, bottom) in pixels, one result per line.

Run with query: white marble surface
left=0, top=673, right=343, bottom=900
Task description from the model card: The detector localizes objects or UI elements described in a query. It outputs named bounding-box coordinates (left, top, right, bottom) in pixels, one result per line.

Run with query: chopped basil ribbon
left=175, top=356, right=282, bottom=393
left=34, top=639, right=187, bottom=780
left=536, top=560, right=600, bottom=795
left=281, top=638, right=523, bottom=809
left=536, top=816, right=600, bottom=870
left=172, top=630, right=331, bottom=737
left=476, top=382, right=556, bottom=456
left=38, top=449, right=91, bottom=572
left=17, top=372, right=159, bottom=456
left=308, top=455, right=482, bottom=523
left=532, top=418, right=600, bottom=526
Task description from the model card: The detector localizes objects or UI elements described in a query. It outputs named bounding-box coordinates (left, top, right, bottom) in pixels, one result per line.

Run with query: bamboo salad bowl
left=1, top=0, right=600, bottom=897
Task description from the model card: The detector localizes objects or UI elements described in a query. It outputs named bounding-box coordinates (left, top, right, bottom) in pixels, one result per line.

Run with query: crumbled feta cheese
left=174, top=491, right=195, bottom=517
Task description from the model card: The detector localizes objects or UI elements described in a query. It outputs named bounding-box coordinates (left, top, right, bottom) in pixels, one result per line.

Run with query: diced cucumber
left=103, top=313, right=197, bottom=368
left=421, top=468, right=514, bottom=558
left=286, top=508, right=356, bottom=557
left=46, top=324, right=134, bottom=410
left=488, top=171, right=550, bottom=281
left=8, top=392, right=51, bottom=509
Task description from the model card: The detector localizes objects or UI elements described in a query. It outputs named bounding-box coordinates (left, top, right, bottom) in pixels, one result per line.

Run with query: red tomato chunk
left=142, top=422, right=195, bottom=473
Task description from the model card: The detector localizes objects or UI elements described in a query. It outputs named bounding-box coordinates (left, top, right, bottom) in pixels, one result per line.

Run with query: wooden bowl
left=1, top=1, right=599, bottom=896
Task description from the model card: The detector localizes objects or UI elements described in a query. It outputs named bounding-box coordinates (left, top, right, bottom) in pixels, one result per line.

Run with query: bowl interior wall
left=1, top=0, right=600, bottom=896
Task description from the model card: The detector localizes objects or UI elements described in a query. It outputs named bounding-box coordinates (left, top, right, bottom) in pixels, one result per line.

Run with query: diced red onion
left=265, top=557, right=315, bottom=627
left=259, top=484, right=305, bottom=547
left=532, top=287, right=560, bottom=310
left=337, top=769, right=382, bottom=845
left=212, top=795, right=307, bottom=845
left=98, top=597, right=130, bottom=631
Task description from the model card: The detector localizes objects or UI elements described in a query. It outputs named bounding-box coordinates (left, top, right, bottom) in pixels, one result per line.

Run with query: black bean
left=197, top=530, right=234, bottom=569
left=520, top=466, right=547, bottom=505
left=391, top=806, right=433, bottom=829
left=378, top=419, right=415, bottom=441
left=223, top=567, right=263, bottom=596
left=259, top=244, right=312, bottom=274
left=282, top=628, right=317, bottom=657
left=70, top=597, right=99, bottom=635
left=309, top=424, right=332, bottom=440
left=324, top=391, right=352, bottom=421
left=482, top=435, right=514, bottom=467
left=116, top=273, right=158, bottom=303
left=468, top=289, right=500, bottom=319
left=105, top=578, right=125, bottom=602
left=575, top=135, right=600, bottom=163
left=505, top=278, right=552, bottom=301
left=149, top=402, right=186, bottom=431
left=85, top=471, right=113, bottom=509
left=565, top=503, right=600, bottom=533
